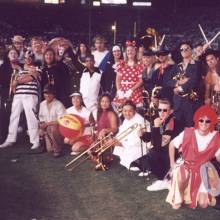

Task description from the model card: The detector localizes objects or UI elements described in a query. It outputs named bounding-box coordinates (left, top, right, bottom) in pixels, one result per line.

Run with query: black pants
left=138, top=147, right=170, bottom=180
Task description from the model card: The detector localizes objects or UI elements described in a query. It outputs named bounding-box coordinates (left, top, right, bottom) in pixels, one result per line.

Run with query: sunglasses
left=180, top=48, right=191, bottom=52
left=198, top=119, right=211, bottom=124
left=158, top=108, right=168, bottom=112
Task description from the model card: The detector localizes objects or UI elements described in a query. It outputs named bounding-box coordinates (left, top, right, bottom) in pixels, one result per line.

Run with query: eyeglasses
left=180, top=47, right=191, bottom=52
left=158, top=108, right=168, bottom=112
left=198, top=119, right=211, bottom=124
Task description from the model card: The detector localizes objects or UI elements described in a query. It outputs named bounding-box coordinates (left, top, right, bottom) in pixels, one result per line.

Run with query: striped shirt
left=15, top=71, right=40, bottom=96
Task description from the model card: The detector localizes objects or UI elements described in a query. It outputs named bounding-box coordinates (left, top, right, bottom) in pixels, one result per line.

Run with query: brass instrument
left=65, top=123, right=139, bottom=171
left=139, top=27, right=162, bottom=51
left=172, top=72, right=186, bottom=81
left=8, top=69, right=20, bottom=98
left=173, top=66, right=198, bottom=101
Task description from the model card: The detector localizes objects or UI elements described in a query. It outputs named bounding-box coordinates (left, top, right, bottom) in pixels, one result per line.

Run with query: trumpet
left=172, top=72, right=186, bottom=81
left=65, top=123, right=139, bottom=171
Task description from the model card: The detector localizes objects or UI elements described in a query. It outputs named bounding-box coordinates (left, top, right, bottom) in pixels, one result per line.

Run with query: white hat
left=69, top=92, right=82, bottom=97
left=112, top=45, right=121, bottom=52
left=11, top=35, right=25, bottom=42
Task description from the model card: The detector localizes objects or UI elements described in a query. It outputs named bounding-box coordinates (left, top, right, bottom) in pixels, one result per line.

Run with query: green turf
left=0, top=142, right=219, bottom=220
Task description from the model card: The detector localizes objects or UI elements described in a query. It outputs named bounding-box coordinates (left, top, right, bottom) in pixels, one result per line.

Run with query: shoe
left=31, top=143, right=40, bottom=150
left=146, top=179, right=169, bottom=191
left=0, top=142, right=14, bottom=148
left=70, top=151, right=80, bottom=156
left=138, top=171, right=151, bottom=177
left=129, top=166, right=140, bottom=172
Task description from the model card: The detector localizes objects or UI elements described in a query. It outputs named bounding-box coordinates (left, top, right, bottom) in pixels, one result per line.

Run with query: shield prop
left=200, top=162, right=220, bottom=197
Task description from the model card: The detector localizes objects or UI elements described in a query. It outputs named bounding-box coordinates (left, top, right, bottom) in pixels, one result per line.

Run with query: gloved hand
left=117, top=90, right=125, bottom=99
left=124, top=89, right=133, bottom=98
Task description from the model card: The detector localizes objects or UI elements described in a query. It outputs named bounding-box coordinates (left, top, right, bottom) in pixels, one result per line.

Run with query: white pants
left=113, top=142, right=148, bottom=169
left=5, top=94, right=39, bottom=145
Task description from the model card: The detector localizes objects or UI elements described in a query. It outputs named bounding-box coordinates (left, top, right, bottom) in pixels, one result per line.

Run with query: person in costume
left=113, top=40, right=144, bottom=109
left=166, top=105, right=220, bottom=209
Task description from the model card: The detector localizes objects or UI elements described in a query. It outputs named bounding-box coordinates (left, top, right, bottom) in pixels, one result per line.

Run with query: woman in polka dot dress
left=113, top=42, right=144, bottom=108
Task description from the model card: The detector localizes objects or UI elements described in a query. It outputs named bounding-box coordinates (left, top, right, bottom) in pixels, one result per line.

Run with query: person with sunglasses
left=167, top=41, right=202, bottom=130
left=166, top=105, right=220, bottom=209
left=135, top=98, right=175, bottom=191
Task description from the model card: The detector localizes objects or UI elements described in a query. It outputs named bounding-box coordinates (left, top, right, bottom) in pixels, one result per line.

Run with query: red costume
left=166, top=105, right=220, bottom=209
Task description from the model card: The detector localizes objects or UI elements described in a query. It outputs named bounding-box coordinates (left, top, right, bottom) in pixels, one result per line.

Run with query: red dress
left=113, top=61, right=144, bottom=105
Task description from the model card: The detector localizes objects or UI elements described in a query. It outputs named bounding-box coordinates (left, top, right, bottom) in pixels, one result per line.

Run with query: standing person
left=11, top=35, right=25, bottom=64
left=167, top=42, right=200, bottom=129
left=41, top=47, right=72, bottom=107
left=100, top=45, right=123, bottom=100
left=60, top=46, right=84, bottom=93
left=142, top=49, right=156, bottom=96
left=39, top=84, right=66, bottom=157
left=113, top=41, right=144, bottom=109
left=166, top=105, right=220, bottom=209
left=75, top=41, right=91, bottom=67
left=92, top=35, right=110, bottom=72
left=113, top=100, right=150, bottom=170
left=65, top=92, right=93, bottom=155
left=31, top=36, right=44, bottom=65
left=204, top=49, right=220, bottom=104
left=151, top=47, right=174, bottom=101
left=0, top=42, right=11, bottom=143
left=80, top=54, right=101, bottom=114
left=0, top=50, right=41, bottom=149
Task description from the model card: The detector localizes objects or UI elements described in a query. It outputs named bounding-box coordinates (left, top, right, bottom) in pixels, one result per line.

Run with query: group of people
left=0, top=33, right=220, bottom=210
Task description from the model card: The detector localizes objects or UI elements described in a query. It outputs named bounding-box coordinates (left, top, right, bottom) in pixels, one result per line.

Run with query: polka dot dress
left=114, top=60, right=144, bottom=105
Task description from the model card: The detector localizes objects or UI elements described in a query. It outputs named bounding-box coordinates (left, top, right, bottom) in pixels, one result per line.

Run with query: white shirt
left=80, top=69, right=101, bottom=112
left=113, top=113, right=150, bottom=169
left=66, top=106, right=91, bottom=135
left=39, top=98, right=66, bottom=122
left=172, top=129, right=220, bottom=157
left=92, top=50, right=109, bottom=68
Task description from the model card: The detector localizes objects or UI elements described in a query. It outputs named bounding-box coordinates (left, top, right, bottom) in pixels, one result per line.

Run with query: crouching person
left=113, top=100, right=150, bottom=170
left=39, top=84, right=66, bottom=157
left=166, top=105, right=220, bottom=209
left=136, top=98, right=176, bottom=191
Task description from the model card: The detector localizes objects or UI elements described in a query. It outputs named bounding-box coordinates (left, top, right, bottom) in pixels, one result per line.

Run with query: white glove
left=117, top=90, right=125, bottom=99
left=124, top=89, right=133, bottom=99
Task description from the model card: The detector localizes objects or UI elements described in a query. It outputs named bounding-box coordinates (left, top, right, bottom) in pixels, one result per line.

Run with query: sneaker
left=0, top=142, right=14, bottom=148
left=129, top=166, right=140, bottom=172
left=31, top=143, right=40, bottom=150
left=70, top=151, right=80, bottom=156
left=146, top=179, right=169, bottom=191
left=138, top=171, right=151, bottom=177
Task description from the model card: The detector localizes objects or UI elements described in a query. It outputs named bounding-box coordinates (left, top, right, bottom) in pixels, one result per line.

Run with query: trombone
left=65, top=123, right=139, bottom=171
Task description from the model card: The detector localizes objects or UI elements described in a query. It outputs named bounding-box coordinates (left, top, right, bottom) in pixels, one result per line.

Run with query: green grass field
left=0, top=140, right=219, bottom=220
